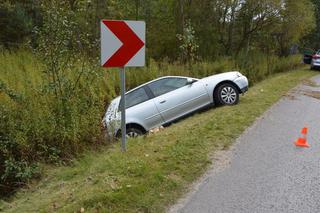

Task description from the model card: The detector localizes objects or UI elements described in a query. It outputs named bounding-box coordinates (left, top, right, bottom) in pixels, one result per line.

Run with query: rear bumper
left=312, top=63, right=320, bottom=67
left=311, top=59, right=320, bottom=67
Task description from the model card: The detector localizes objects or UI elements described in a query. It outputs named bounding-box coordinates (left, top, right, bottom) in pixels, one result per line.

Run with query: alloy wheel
left=220, top=86, right=237, bottom=104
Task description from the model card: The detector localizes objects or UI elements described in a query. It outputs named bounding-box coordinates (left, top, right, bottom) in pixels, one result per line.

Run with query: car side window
left=124, top=87, right=149, bottom=109
left=148, top=77, right=188, bottom=97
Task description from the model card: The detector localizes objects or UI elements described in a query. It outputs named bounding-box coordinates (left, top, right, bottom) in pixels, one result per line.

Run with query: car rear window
left=121, top=87, right=149, bottom=109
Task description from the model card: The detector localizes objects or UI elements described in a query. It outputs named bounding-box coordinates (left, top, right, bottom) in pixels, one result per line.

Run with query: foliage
left=0, top=103, right=40, bottom=197
left=0, top=50, right=105, bottom=196
left=0, top=0, right=317, bottom=58
left=303, top=0, right=320, bottom=50
left=0, top=1, right=41, bottom=48
left=0, top=69, right=316, bottom=212
left=176, top=19, right=199, bottom=63
left=274, top=0, right=315, bottom=56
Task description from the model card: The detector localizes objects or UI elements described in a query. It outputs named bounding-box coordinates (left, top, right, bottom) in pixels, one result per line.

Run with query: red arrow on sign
left=102, top=20, right=144, bottom=67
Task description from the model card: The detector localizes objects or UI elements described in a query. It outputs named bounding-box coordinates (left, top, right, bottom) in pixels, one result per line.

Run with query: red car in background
left=311, top=50, right=320, bottom=70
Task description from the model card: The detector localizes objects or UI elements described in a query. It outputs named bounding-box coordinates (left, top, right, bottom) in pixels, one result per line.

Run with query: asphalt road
left=170, top=75, right=320, bottom=213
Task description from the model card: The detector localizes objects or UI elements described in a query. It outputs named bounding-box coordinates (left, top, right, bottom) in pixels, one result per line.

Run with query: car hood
left=200, top=71, right=242, bottom=82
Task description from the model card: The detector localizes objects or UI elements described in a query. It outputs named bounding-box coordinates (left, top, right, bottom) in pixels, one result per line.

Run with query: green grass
left=0, top=68, right=317, bottom=212
left=0, top=50, right=304, bottom=196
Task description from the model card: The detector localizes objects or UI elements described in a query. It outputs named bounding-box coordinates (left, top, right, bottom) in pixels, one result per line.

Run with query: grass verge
left=0, top=68, right=317, bottom=213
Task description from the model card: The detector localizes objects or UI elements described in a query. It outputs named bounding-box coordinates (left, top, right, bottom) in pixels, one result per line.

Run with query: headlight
left=236, top=72, right=242, bottom=77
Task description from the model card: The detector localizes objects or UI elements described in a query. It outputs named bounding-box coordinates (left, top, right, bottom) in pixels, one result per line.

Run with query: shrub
left=0, top=104, right=40, bottom=197
left=0, top=50, right=106, bottom=196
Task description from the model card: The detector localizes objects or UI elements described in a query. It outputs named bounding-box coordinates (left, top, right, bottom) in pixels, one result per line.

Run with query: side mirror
left=187, top=78, right=197, bottom=85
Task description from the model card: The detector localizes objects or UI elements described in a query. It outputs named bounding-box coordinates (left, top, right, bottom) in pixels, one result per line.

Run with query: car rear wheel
left=126, top=127, right=143, bottom=138
left=215, top=83, right=239, bottom=105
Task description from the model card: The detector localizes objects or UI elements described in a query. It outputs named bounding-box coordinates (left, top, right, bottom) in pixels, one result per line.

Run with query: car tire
left=126, top=127, right=143, bottom=138
left=214, top=83, right=239, bottom=105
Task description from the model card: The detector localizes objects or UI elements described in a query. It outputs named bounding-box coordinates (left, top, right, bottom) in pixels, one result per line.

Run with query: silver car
left=103, top=71, right=248, bottom=137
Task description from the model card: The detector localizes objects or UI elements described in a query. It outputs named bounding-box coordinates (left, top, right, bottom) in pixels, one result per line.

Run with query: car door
left=147, top=77, right=210, bottom=123
left=124, top=86, right=163, bottom=130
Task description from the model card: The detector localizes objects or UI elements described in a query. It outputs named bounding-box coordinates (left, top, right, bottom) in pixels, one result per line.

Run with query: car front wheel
left=215, top=83, right=239, bottom=105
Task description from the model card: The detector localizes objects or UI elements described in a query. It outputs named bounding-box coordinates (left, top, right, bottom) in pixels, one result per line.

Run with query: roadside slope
left=0, top=69, right=317, bottom=213
left=173, top=75, right=320, bottom=213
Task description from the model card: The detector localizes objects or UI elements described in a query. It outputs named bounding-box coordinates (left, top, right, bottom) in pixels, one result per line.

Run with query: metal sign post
left=101, top=20, right=145, bottom=151
left=120, top=67, right=126, bottom=151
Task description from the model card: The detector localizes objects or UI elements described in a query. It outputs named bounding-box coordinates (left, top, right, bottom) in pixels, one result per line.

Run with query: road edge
left=167, top=75, right=318, bottom=213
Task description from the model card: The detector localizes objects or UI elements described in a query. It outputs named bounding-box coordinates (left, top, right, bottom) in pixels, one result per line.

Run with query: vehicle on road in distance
left=303, top=54, right=313, bottom=64
left=103, top=71, right=249, bottom=137
left=302, top=48, right=315, bottom=64
left=311, top=49, right=320, bottom=70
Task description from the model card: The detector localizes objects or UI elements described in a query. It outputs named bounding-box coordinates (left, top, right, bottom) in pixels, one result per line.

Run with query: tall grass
left=0, top=50, right=302, bottom=197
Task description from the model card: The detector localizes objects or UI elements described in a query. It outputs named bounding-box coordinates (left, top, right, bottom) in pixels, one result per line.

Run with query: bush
left=0, top=104, right=40, bottom=197
left=235, top=51, right=302, bottom=84
left=0, top=50, right=106, bottom=196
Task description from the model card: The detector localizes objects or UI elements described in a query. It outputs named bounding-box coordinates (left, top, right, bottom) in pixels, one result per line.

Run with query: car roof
left=125, top=75, right=198, bottom=95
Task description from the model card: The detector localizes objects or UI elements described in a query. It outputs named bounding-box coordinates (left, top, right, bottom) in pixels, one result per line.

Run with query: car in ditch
left=103, top=71, right=248, bottom=137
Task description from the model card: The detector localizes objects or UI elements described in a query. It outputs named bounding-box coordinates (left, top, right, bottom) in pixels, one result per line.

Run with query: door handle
left=159, top=100, right=166, bottom=104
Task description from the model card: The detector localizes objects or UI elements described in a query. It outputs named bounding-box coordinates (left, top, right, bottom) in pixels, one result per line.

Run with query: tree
left=303, top=0, right=320, bottom=49
left=0, top=0, right=317, bottom=58
left=274, top=0, right=315, bottom=56
left=0, top=0, right=41, bottom=48
left=177, top=19, right=199, bottom=63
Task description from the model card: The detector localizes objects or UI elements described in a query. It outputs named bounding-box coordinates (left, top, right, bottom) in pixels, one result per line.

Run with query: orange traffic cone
left=294, top=127, right=309, bottom=147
